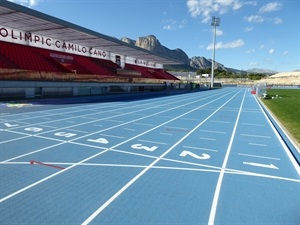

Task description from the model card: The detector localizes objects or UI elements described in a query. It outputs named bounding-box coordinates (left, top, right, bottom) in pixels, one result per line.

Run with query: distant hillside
left=245, top=68, right=277, bottom=74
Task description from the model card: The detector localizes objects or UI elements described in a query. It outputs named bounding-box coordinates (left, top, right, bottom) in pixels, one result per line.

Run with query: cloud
left=269, top=48, right=275, bottom=54
left=259, top=2, right=282, bottom=13
left=244, top=15, right=264, bottom=23
left=283, top=50, right=288, bottom=55
left=215, top=28, right=223, bottom=36
left=7, top=0, right=40, bottom=7
left=249, top=62, right=260, bottom=66
left=162, top=18, right=187, bottom=31
left=244, top=27, right=253, bottom=32
left=162, top=19, right=177, bottom=30
left=186, top=0, right=254, bottom=23
left=273, top=17, right=283, bottom=24
left=206, top=39, right=244, bottom=50
left=246, top=49, right=255, bottom=54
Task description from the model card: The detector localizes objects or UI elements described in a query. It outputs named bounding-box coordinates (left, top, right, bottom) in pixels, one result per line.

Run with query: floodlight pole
left=210, top=16, right=220, bottom=88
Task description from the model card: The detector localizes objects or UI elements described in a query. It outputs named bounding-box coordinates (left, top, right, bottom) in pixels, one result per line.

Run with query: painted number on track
left=180, top=150, right=210, bottom=160
left=131, top=144, right=158, bottom=152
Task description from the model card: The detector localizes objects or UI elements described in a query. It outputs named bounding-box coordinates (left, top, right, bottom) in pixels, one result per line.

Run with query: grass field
left=261, top=89, right=300, bottom=145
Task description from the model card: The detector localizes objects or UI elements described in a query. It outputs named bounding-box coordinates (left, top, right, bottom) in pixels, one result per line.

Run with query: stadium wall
left=0, top=80, right=194, bottom=100
left=0, top=26, right=163, bottom=69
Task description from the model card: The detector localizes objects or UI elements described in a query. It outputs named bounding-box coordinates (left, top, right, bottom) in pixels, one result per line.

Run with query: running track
left=0, top=87, right=299, bottom=225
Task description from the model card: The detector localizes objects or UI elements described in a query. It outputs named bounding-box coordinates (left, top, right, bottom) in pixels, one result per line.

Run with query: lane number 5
left=131, top=144, right=158, bottom=152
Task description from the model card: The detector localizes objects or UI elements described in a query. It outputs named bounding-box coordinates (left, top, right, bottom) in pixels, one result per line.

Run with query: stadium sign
left=0, top=26, right=107, bottom=59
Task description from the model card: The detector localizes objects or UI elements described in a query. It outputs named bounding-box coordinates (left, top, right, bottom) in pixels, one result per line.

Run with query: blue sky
left=7, top=0, right=300, bottom=72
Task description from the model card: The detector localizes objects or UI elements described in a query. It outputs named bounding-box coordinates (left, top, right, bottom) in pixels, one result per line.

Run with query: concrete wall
left=0, top=80, right=167, bottom=100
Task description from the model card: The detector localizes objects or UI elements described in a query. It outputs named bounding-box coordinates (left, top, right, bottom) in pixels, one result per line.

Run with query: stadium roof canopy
left=0, top=1, right=182, bottom=65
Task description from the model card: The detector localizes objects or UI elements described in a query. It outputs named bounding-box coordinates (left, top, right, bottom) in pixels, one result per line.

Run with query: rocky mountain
left=121, top=35, right=276, bottom=74
left=121, top=35, right=190, bottom=65
left=121, top=35, right=227, bottom=71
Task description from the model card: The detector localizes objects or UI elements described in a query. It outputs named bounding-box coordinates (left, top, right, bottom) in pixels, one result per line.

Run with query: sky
left=6, top=0, right=300, bottom=72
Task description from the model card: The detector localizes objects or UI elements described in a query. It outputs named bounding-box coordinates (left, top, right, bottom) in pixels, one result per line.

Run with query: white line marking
left=241, top=133, right=271, bottom=138
left=242, top=123, right=265, bottom=126
left=134, top=122, right=154, bottom=127
left=243, top=161, right=279, bottom=169
left=159, top=132, right=173, bottom=136
left=137, top=139, right=167, bottom=145
left=66, top=121, right=76, bottom=123
left=165, top=126, right=188, bottom=130
left=92, top=124, right=103, bottom=127
left=155, top=115, right=172, bottom=119
left=105, top=119, right=124, bottom=123
left=200, top=137, right=216, bottom=141
left=199, top=129, right=226, bottom=134
left=123, top=128, right=135, bottom=131
left=210, top=120, right=231, bottom=124
left=67, top=129, right=89, bottom=134
left=101, top=134, right=124, bottom=139
left=0, top=113, right=10, bottom=116
left=183, top=146, right=218, bottom=152
left=248, top=142, right=267, bottom=146
left=39, top=125, right=58, bottom=129
left=238, top=153, right=280, bottom=160
left=181, top=118, right=200, bottom=121
left=208, top=88, right=245, bottom=225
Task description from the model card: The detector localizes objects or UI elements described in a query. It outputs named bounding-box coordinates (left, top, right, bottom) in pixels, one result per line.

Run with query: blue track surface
left=0, top=87, right=299, bottom=225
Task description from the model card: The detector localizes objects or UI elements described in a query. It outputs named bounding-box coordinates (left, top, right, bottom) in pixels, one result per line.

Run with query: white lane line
left=124, top=128, right=135, bottom=131
left=133, top=122, right=154, bottom=127
left=105, top=119, right=124, bottom=123
left=137, top=139, right=167, bottom=145
left=183, top=145, right=218, bottom=152
left=238, top=153, right=280, bottom=160
left=155, top=115, right=173, bottom=119
left=248, top=142, right=267, bottom=147
left=159, top=132, right=173, bottom=136
left=199, top=129, right=226, bottom=134
left=39, top=125, right=58, bottom=129
left=210, top=120, right=231, bottom=124
left=181, top=118, right=200, bottom=121
left=200, top=137, right=216, bottom=141
left=92, top=124, right=103, bottom=127
left=101, top=134, right=125, bottom=139
left=208, top=88, right=246, bottom=225
left=242, top=123, right=265, bottom=126
left=165, top=126, right=188, bottom=130
left=67, top=129, right=89, bottom=134
left=243, top=161, right=279, bottom=169
left=241, top=134, right=271, bottom=138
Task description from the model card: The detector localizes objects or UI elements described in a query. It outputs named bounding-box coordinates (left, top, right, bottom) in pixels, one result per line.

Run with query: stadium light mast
left=210, top=16, right=220, bottom=88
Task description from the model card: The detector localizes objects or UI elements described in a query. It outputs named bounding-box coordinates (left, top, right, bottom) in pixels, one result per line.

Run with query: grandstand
left=0, top=1, right=183, bottom=99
